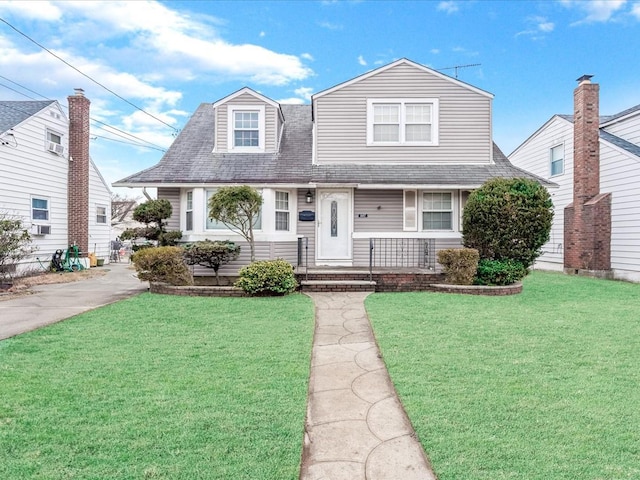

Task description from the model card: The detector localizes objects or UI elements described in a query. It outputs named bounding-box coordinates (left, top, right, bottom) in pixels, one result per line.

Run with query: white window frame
left=275, top=191, right=290, bottom=232
left=205, top=188, right=263, bottom=231
left=228, top=105, right=266, bottom=152
left=185, top=191, right=193, bottom=231
left=47, top=130, right=62, bottom=145
left=421, top=191, right=454, bottom=231
left=96, top=205, right=107, bottom=224
left=550, top=144, right=564, bottom=177
left=367, top=98, right=439, bottom=146
left=403, top=190, right=418, bottom=231
left=31, top=196, right=50, bottom=222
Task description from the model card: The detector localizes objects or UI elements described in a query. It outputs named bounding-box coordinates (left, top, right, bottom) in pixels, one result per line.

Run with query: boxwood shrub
left=131, top=246, right=193, bottom=286
left=235, top=259, right=298, bottom=295
left=437, top=248, right=479, bottom=285
left=475, top=258, right=528, bottom=286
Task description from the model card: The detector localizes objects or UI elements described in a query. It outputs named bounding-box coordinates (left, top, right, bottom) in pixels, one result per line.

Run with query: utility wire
left=0, top=16, right=179, bottom=133
left=0, top=78, right=167, bottom=151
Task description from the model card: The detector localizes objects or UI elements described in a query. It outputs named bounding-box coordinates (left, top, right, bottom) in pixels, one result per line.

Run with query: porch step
left=300, top=280, right=376, bottom=293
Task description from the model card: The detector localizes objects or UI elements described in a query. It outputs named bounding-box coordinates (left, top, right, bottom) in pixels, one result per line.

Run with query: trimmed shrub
left=462, top=177, right=553, bottom=268
left=183, top=240, right=241, bottom=285
left=235, top=259, right=298, bottom=295
left=475, top=259, right=528, bottom=286
left=131, top=246, right=193, bottom=286
left=437, top=248, right=479, bottom=285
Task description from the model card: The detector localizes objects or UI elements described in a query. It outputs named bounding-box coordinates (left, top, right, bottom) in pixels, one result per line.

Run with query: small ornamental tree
left=208, top=186, right=262, bottom=262
left=183, top=240, right=241, bottom=285
left=462, top=177, right=553, bottom=270
left=120, top=198, right=182, bottom=247
left=0, top=214, right=33, bottom=282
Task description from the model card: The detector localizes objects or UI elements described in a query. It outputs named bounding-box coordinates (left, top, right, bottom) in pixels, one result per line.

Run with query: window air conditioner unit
left=31, top=225, right=51, bottom=235
left=47, top=141, right=65, bottom=156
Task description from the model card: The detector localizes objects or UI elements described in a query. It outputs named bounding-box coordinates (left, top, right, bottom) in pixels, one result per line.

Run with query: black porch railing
left=297, top=237, right=309, bottom=281
left=369, top=238, right=435, bottom=280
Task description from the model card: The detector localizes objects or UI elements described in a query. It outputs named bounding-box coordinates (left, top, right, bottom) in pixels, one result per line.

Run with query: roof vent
left=576, top=75, right=593, bottom=85
left=74, top=88, right=85, bottom=97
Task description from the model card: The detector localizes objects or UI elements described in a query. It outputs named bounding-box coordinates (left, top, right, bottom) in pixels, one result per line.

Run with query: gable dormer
left=212, top=87, right=284, bottom=153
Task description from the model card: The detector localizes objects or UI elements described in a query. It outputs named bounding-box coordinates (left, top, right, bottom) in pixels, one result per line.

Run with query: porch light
left=306, top=189, right=313, bottom=203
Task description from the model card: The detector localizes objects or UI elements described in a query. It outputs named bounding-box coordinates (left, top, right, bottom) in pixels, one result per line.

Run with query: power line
left=0, top=16, right=179, bottom=133
left=91, top=134, right=166, bottom=152
left=0, top=77, right=167, bottom=151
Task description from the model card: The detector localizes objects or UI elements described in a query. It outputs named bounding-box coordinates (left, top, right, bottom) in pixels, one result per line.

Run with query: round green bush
left=462, top=177, right=553, bottom=268
left=235, top=259, right=298, bottom=295
left=475, top=259, right=528, bottom=286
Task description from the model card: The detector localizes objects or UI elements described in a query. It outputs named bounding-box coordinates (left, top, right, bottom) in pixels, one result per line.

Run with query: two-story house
left=509, top=76, right=640, bottom=283
left=0, top=90, right=112, bottom=274
left=114, top=58, right=547, bottom=279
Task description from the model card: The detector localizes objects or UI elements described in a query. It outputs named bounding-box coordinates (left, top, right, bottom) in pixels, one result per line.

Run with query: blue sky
left=1, top=0, right=640, bottom=197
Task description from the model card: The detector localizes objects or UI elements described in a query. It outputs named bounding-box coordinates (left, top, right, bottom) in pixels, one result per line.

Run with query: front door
left=317, top=190, right=352, bottom=264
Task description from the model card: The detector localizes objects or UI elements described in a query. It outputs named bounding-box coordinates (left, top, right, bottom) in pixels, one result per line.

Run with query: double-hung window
left=96, top=205, right=107, bottom=224
left=422, top=192, right=453, bottom=230
left=550, top=144, right=564, bottom=176
left=367, top=99, right=439, bottom=146
left=228, top=105, right=265, bottom=152
left=185, top=191, right=193, bottom=231
left=32, top=197, right=49, bottom=221
left=275, top=191, right=290, bottom=231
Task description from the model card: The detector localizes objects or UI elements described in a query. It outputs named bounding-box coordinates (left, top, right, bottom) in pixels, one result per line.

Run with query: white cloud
left=259, top=31, right=266, bottom=37
left=633, top=2, right=640, bottom=18
left=277, top=97, right=306, bottom=105
left=516, top=16, right=555, bottom=38
left=562, top=0, right=627, bottom=24
left=0, top=0, right=63, bottom=21
left=437, top=1, right=459, bottom=14
left=318, top=21, right=343, bottom=30
left=294, top=87, right=313, bottom=101
left=430, top=49, right=440, bottom=55
left=357, top=55, right=367, bottom=66
left=301, top=53, right=314, bottom=61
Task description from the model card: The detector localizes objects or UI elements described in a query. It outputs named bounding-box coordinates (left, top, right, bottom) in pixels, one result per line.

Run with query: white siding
left=314, top=62, right=492, bottom=164
left=0, top=102, right=69, bottom=272
left=509, top=117, right=574, bottom=268
left=604, top=113, right=640, bottom=146
left=88, top=160, right=111, bottom=262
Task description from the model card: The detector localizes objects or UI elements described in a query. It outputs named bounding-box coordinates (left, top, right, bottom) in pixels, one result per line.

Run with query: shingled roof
left=114, top=103, right=554, bottom=188
left=0, top=100, right=56, bottom=133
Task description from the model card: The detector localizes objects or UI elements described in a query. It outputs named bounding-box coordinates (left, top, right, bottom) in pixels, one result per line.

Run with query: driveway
left=0, top=263, right=147, bottom=341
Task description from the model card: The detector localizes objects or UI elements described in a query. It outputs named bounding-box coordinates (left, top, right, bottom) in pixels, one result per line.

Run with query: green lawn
left=0, top=293, right=315, bottom=479
left=366, top=271, right=640, bottom=480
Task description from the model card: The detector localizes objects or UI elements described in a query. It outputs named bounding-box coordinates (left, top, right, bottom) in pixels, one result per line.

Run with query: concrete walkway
left=0, top=262, right=147, bottom=340
left=301, top=292, right=436, bottom=480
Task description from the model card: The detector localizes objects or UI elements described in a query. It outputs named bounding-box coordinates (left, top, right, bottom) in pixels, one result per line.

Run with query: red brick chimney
left=564, top=76, right=612, bottom=274
left=67, top=88, right=90, bottom=257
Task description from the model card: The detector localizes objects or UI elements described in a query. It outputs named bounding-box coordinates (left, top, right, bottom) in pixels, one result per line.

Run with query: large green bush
left=437, top=248, right=479, bottom=285
left=235, top=259, right=298, bottom=295
left=475, top=259, right=528, bottom=286
left=131, top=246, right=193, bottom=286
left=462, top=177, right=553, bottom=268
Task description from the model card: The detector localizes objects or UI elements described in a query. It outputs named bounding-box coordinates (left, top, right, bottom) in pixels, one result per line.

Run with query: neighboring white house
left=115, top=58, right=551, bottom=275
left=0, top=91, right=112, bottom=274
left=509, top=76, right=640, bottom=283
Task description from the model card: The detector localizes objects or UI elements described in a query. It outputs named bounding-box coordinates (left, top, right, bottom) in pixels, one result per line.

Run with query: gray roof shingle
left=114, top=103, right=555, bottom=188
left=0, top=100, right=56, bottom=133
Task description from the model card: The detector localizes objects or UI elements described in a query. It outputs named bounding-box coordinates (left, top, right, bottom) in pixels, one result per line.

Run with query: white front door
left=317, top=190, right=352, bottom=264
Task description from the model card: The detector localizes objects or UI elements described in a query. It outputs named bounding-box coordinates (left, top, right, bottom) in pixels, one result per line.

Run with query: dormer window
left=228, top=105, right=265, bottom=152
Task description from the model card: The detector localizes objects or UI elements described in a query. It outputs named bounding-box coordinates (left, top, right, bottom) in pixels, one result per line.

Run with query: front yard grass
left=366, top=271, right=640, bottom=480
left=0, top=293, right=314, bottom=479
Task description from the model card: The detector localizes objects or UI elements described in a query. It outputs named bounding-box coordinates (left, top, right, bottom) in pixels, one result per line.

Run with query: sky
left=1, top=0, right=640, bottom=198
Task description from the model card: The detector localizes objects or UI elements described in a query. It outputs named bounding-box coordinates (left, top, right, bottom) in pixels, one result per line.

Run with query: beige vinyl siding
left=88, top=160, right=111, bottom=261
left=215, top=92, right=278, bottom=152
left=354, top=190, right=403, bottom=231
left=158, top=187, right=181, bottom=231
left=0, top=103, right=69, bottom=270
left=509, top=117, right=573, bottom=268
left=314, top=63, right=492, bottom=164
left=297, top=188, right=316, bottom=266
left=603, top=114, right=640, bottom=146
left=600, top=142, right=640, bottom=280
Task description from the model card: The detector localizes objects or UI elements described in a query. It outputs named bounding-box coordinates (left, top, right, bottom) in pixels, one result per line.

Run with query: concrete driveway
left=0, top=263, right=147, bottom=341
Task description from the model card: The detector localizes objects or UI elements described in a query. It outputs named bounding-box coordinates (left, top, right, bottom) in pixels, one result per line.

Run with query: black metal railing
left=369, top=238, right=435, bottom=280
left=297, top=237, right=309, bottom=280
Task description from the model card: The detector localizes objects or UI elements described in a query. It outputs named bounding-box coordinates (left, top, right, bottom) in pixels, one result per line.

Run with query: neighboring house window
left=32, top=197, right=49, bottom=221
left=367, top=98, right=439, bottom=146
left=47, top=131, right=62, bottom=145
left=185, top=191, right=193, bottom=231
left=550, top=144, right=564, bottom=176
left=403, top=190, right=418, bottom=231
left=96, top=205, right=107, bottom=224
left=46, top=130, right=64, bottom=155
left=275, top=191, right=290, bottom=231
left=228, top=105, right=265, bottom=151
left=422, top=192, right=453, bottom=230
left=206, top=189, right=262, bottom=230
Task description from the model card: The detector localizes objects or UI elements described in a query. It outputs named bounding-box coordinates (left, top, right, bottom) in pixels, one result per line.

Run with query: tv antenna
left=436, top=63, right=481, bottom=79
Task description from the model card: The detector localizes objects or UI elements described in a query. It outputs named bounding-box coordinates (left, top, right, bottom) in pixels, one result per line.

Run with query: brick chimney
left=564, top=76, right=612, bottom=274
left=67, top=88, right=90, bottom=257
